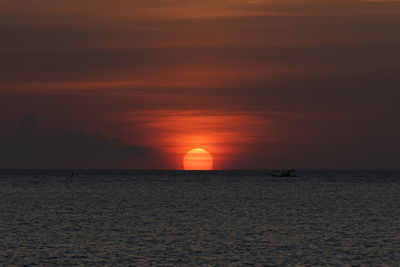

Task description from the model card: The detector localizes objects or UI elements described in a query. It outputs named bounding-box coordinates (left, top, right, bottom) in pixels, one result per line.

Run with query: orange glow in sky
left=118, top=109, right=270, bottom=169
left=183, top=148, right=213, bottom=170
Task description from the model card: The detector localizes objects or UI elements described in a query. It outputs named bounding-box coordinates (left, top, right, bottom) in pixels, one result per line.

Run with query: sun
left=183, top=148, right=213, bottom=170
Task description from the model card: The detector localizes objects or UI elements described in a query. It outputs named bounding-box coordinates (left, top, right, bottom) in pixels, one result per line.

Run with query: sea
left=0, top=170, right=399, bottom=266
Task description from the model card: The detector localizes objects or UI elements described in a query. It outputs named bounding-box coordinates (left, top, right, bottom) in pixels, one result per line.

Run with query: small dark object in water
left=70, top=172, right=74, bottom=178
left=271, top=169, right=297, bottom=177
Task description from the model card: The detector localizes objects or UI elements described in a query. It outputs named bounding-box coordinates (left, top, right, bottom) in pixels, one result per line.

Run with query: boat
left=271, top=169, right=297, bottom=177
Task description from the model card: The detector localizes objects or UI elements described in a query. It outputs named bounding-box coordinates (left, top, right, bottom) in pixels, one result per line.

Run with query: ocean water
left=0, top=170, right=399, bottom=266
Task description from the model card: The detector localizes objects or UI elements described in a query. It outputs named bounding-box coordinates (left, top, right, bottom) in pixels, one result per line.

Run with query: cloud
left=0, top=115, right=150, bottom=169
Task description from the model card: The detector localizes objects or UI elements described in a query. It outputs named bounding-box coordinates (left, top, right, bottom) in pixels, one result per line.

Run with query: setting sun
left=183, top=148, right=213, bottom=170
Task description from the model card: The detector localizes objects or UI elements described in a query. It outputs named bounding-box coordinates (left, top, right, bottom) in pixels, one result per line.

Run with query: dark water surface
left=1, top=170, right=399, bottom=266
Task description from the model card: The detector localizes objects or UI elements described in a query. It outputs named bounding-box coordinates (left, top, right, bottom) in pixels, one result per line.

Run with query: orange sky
left=0, top=0, right=400, bottom=169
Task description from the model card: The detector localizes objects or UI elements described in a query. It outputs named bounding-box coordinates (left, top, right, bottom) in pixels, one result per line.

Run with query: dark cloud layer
left=0, top=116, right=150, bottom=169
